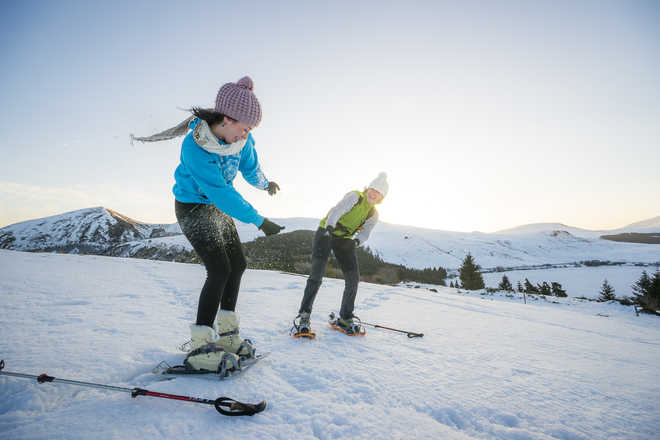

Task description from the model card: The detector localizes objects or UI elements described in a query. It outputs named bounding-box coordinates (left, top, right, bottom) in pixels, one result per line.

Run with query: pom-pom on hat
left=368, top=172, right=389, bottom=198
left=215, top=76, right=262, bottom=127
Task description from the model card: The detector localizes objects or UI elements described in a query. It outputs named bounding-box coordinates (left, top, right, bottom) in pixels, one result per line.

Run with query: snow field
left=1, top=249, right=659, bottom=439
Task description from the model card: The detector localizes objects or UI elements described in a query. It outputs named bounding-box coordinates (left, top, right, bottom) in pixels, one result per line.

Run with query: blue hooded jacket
left=172, top=118, right=268, bottom=226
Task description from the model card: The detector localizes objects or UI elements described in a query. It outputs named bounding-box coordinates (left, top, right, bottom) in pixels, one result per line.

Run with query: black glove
left=259, top=218, right=285, bottom=236
left=354, top=238, right=360, bottom=246
left=266, top=182, right=280, bottom=196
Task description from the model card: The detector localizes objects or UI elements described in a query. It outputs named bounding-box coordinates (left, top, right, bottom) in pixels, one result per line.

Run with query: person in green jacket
left=293, top=172, right=389, bottom=337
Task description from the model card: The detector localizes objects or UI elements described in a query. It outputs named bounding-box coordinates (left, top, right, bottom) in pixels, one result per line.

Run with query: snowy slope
left=1, top=250, right=659, bottom=439
left=617, top=216, right=660, bottom=233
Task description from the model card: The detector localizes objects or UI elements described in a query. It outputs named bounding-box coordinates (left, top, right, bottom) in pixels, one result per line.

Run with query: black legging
left=175, top=200, right=246, bottom=327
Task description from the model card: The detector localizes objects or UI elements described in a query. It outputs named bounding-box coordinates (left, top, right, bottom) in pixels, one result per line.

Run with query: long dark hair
left=190, top=107, right=235, bottom=127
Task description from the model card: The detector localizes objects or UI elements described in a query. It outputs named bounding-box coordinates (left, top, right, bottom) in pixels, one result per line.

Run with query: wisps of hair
left=190, top=107, right=235, bottom=126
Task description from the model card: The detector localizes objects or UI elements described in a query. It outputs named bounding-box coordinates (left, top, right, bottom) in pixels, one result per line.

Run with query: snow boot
left=184, top=325, right=241, bottom=374
left=329, top=313, right=365, bottom=336
left=215, top=311, right=255, bottom=359
left=292, top=312, right=316, bottom=339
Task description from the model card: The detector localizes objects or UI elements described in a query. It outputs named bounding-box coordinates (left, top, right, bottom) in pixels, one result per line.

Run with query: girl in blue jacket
left=135, top=76, right=283, bottom=373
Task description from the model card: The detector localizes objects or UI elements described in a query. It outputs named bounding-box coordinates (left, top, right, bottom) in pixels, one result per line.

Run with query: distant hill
left=619, top=216, right=660, bottom=233
left=0, top=208, right=446, bottom=285
left=496, top=222, right=600, bottom=237
left=243, top=230, right=447, bottom=285
left=1, top=207, right=659, bottom=271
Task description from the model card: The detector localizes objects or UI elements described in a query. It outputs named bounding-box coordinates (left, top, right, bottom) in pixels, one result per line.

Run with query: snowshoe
left=153, top=352, right=269, bottom=380
left=328, top=312, right=366, bottom=336
left=291, top=312, right=316, bottom=339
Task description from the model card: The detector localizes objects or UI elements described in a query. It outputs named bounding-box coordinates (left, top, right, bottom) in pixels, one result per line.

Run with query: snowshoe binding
left=153, top=352, right=269, bottom=380
left=154, top=324, right=262, bottom=380
left=328, top=312, right=366, bottom=336
left=291, top=312, right=316, bottom=339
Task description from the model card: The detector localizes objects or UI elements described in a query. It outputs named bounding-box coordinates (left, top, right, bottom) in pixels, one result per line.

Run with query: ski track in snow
left=1, top=249, right=659, bottom=440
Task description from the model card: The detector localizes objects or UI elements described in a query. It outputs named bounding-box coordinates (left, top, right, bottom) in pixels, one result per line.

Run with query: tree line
left=449, top=254, right=660, bottom=313
left=598, top=271, right=660, bottom=314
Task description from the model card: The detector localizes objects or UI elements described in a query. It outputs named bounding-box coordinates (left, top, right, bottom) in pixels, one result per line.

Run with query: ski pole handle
left=215, top=398, right=267, bottom=416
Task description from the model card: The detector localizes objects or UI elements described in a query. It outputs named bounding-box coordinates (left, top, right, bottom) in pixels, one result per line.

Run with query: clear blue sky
left=1, top=0, right=659, bottom=232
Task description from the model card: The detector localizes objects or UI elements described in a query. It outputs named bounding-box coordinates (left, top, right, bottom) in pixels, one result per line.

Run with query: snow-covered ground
left=481, top=265, right=659, bottom=300
left=1, top=249, right=659, bottom=439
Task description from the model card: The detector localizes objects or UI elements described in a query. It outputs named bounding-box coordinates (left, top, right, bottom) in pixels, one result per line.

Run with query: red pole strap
left=131, top=388, right=266, bottom=416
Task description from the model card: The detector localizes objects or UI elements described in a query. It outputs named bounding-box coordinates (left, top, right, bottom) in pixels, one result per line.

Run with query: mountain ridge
left=1, top=207, right=658, bottom=269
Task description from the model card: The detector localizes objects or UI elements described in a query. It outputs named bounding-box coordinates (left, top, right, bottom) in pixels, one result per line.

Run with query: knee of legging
left=205, top=262, right=231, bottom=280
left=307, top=277, right=322, bottom=288
left=343, top=270, right=359, bottom=282
left=233, top=255, right=247, bottom=274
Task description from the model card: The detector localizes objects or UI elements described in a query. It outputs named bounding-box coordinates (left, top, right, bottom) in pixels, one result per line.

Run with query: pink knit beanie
left=215, top=76, right=262, bottom=127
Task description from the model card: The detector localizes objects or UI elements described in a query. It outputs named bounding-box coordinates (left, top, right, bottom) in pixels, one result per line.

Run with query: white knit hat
left=367, top=172, right=389, bottom=197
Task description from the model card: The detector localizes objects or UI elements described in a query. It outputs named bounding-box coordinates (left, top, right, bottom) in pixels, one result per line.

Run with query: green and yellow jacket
left=320, top=190, right=379, bottom=243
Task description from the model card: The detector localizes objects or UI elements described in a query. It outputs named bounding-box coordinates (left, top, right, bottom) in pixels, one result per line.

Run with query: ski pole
left=358, top=321, right=424, bottom=338
left=0, top=360, right=265, bottom=416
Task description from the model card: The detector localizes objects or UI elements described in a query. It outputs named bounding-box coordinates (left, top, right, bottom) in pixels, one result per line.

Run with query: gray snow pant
left=299, top=227, right=360, bottom=320
left=175, top=200, right=246, bottom=327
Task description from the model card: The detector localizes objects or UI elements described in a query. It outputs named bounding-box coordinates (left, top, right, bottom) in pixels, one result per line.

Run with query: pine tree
left=459, top=253, right=485, bottom=290
left=523, top=278, right=538, bottom=294
left=498, top=275, right=513, bottom=292
left=632, top=270, right=660, bottom=312
left=551, top=282, right=567, bottom=297
left=598, top=279, right=616, bottom=302
left=538, top=281, right=552, bottom=296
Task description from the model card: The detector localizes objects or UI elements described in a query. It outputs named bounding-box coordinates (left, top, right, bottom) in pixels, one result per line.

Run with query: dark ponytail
left=190, top=107, right=235, bottom=127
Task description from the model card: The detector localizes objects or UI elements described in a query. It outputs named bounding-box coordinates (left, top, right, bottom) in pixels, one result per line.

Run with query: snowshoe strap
left=237, top=340, right=255, bottom=359
left=218, top=353, right=241, bottom=377
left=292, top=314, right=311, bottom=334
left=186, top=343, right=224, bottom=359
left=178, top=340, right=192, bottom=352
left=217, top=329, right=239, bottom=338
left=214, top=397, right=266, bottom=416
left=184, top=344, right=241, bottom=376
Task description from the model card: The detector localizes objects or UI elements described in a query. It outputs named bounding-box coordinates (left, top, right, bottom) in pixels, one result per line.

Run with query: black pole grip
left=214, top=398, right=266, bottom=416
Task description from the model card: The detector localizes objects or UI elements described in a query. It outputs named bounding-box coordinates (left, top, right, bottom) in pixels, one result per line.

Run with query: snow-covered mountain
left=495, top=222, right=602, bottom=237
left=1, top=207, right=658, bottom=269
left=0, top=207, right=180, bottom=254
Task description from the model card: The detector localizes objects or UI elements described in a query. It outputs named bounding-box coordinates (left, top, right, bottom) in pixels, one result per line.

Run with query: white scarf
left=191, top=119, right=245, bottom=156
